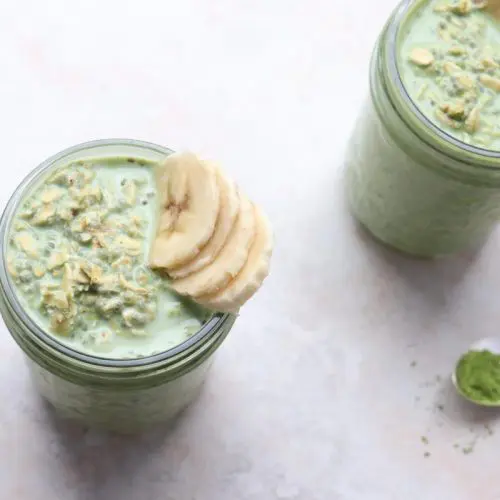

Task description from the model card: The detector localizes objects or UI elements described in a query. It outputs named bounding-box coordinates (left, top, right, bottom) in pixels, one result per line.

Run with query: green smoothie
left=6, top=157, right=210, bottom=359
left=344, top=0, right=500, bottom=258
left=399, top=0, right=500, bottom=149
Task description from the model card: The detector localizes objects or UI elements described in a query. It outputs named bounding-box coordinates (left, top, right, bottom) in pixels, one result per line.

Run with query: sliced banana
left=169, top=166, right=240, bottom=279
left=170, top=194, right=256, bottom=298
left=149, top=153, right=220, bottom=270
left=197, top=205, right=273, bottom=313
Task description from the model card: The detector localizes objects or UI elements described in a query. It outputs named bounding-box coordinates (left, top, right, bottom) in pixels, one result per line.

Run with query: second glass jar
left=345, top=0, right=500, bottom=258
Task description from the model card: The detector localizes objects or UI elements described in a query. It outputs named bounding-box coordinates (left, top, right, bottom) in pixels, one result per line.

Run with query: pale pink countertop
left=0, top=1, right=497, bottom=499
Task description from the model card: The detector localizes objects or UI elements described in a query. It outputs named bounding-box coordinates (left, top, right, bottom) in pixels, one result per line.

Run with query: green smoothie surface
left=6, top=157, right=211, bottom=359
left=399, top=0, right=500, bottom=149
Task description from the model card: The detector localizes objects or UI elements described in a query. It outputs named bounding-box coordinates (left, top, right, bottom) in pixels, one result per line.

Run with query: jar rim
left=383, top=0, right=500, bottom=166
left=0, top=138, right=231, bottom=369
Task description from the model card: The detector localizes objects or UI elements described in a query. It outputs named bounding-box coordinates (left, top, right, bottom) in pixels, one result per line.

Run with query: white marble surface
left=0, top=0, right=498, bottom=498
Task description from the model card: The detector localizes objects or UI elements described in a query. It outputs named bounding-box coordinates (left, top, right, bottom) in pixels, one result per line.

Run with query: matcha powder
left=456, top=350, right=500, bottom=403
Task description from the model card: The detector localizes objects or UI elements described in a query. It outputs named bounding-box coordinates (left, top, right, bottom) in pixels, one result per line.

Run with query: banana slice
left=197, top=205, right=273, bottom=313
left=170, top=194, right=256, bottom=298
left=149, top=153, right=220, bottom=270
left=169, top=166, right=240, bottom=279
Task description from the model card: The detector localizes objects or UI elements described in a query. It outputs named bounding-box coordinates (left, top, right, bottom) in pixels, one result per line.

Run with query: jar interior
left=0, top=139, right=222, bottom=366
left=385, top=0, right=500, bottom=160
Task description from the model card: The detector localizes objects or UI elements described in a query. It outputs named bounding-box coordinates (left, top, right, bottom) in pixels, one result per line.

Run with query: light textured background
left=0, top=1, right=498, bottom=499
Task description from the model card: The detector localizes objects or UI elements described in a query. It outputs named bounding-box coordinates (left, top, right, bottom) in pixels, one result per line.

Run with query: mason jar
left=345, top=0, right=500, bottom=258
left=0, top=139, right=236, bottom=433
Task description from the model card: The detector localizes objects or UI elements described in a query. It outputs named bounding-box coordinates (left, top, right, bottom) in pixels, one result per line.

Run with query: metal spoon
left=452, top=337, right=500, bottom=407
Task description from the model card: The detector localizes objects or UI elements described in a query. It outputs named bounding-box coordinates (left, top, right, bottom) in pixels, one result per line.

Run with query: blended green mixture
left=6, top=157, right=210, bottom=359
left=456, top=349, right=500, bottom=403
left=399, top=0, right=500, bottom=149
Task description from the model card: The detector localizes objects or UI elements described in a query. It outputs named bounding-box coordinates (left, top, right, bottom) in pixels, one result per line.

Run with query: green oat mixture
left=5, top=158, right=209, bottom=358
left=400, top=0, right=500, bottom=148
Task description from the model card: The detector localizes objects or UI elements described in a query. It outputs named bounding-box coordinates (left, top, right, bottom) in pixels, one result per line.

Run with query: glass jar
left=0, top=139, right=236, bottom=433
left=345, top=0, right=500, bottom=258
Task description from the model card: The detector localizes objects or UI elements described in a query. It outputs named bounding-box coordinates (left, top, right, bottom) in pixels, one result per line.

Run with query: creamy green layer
left=6, top=157, right=210, bottom=359
left=399, top=0, right=500, bottom=149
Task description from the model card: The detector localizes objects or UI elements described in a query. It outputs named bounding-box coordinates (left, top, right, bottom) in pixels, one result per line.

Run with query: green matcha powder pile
left=456, top=350, right=500, bottom=403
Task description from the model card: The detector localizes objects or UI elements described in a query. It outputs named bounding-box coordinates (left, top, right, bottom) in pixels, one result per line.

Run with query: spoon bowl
left=452, top=337, right=500, bottom=407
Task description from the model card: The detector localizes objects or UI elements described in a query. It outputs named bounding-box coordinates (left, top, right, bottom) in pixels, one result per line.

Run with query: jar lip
left=0, top=138, right=232, bottom=368
left=384, top=0, right=500, bottom=163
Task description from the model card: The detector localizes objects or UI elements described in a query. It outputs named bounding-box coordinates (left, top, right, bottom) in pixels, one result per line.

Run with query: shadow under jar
left=0, top=139, right=236, bottom=433
left=345, top=0, right=500, bottom=258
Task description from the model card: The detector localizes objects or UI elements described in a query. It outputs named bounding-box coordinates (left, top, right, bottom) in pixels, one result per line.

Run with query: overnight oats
left=345, top=0, right=500, bottom=257
left=0, top=139, right=273, bottom=432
